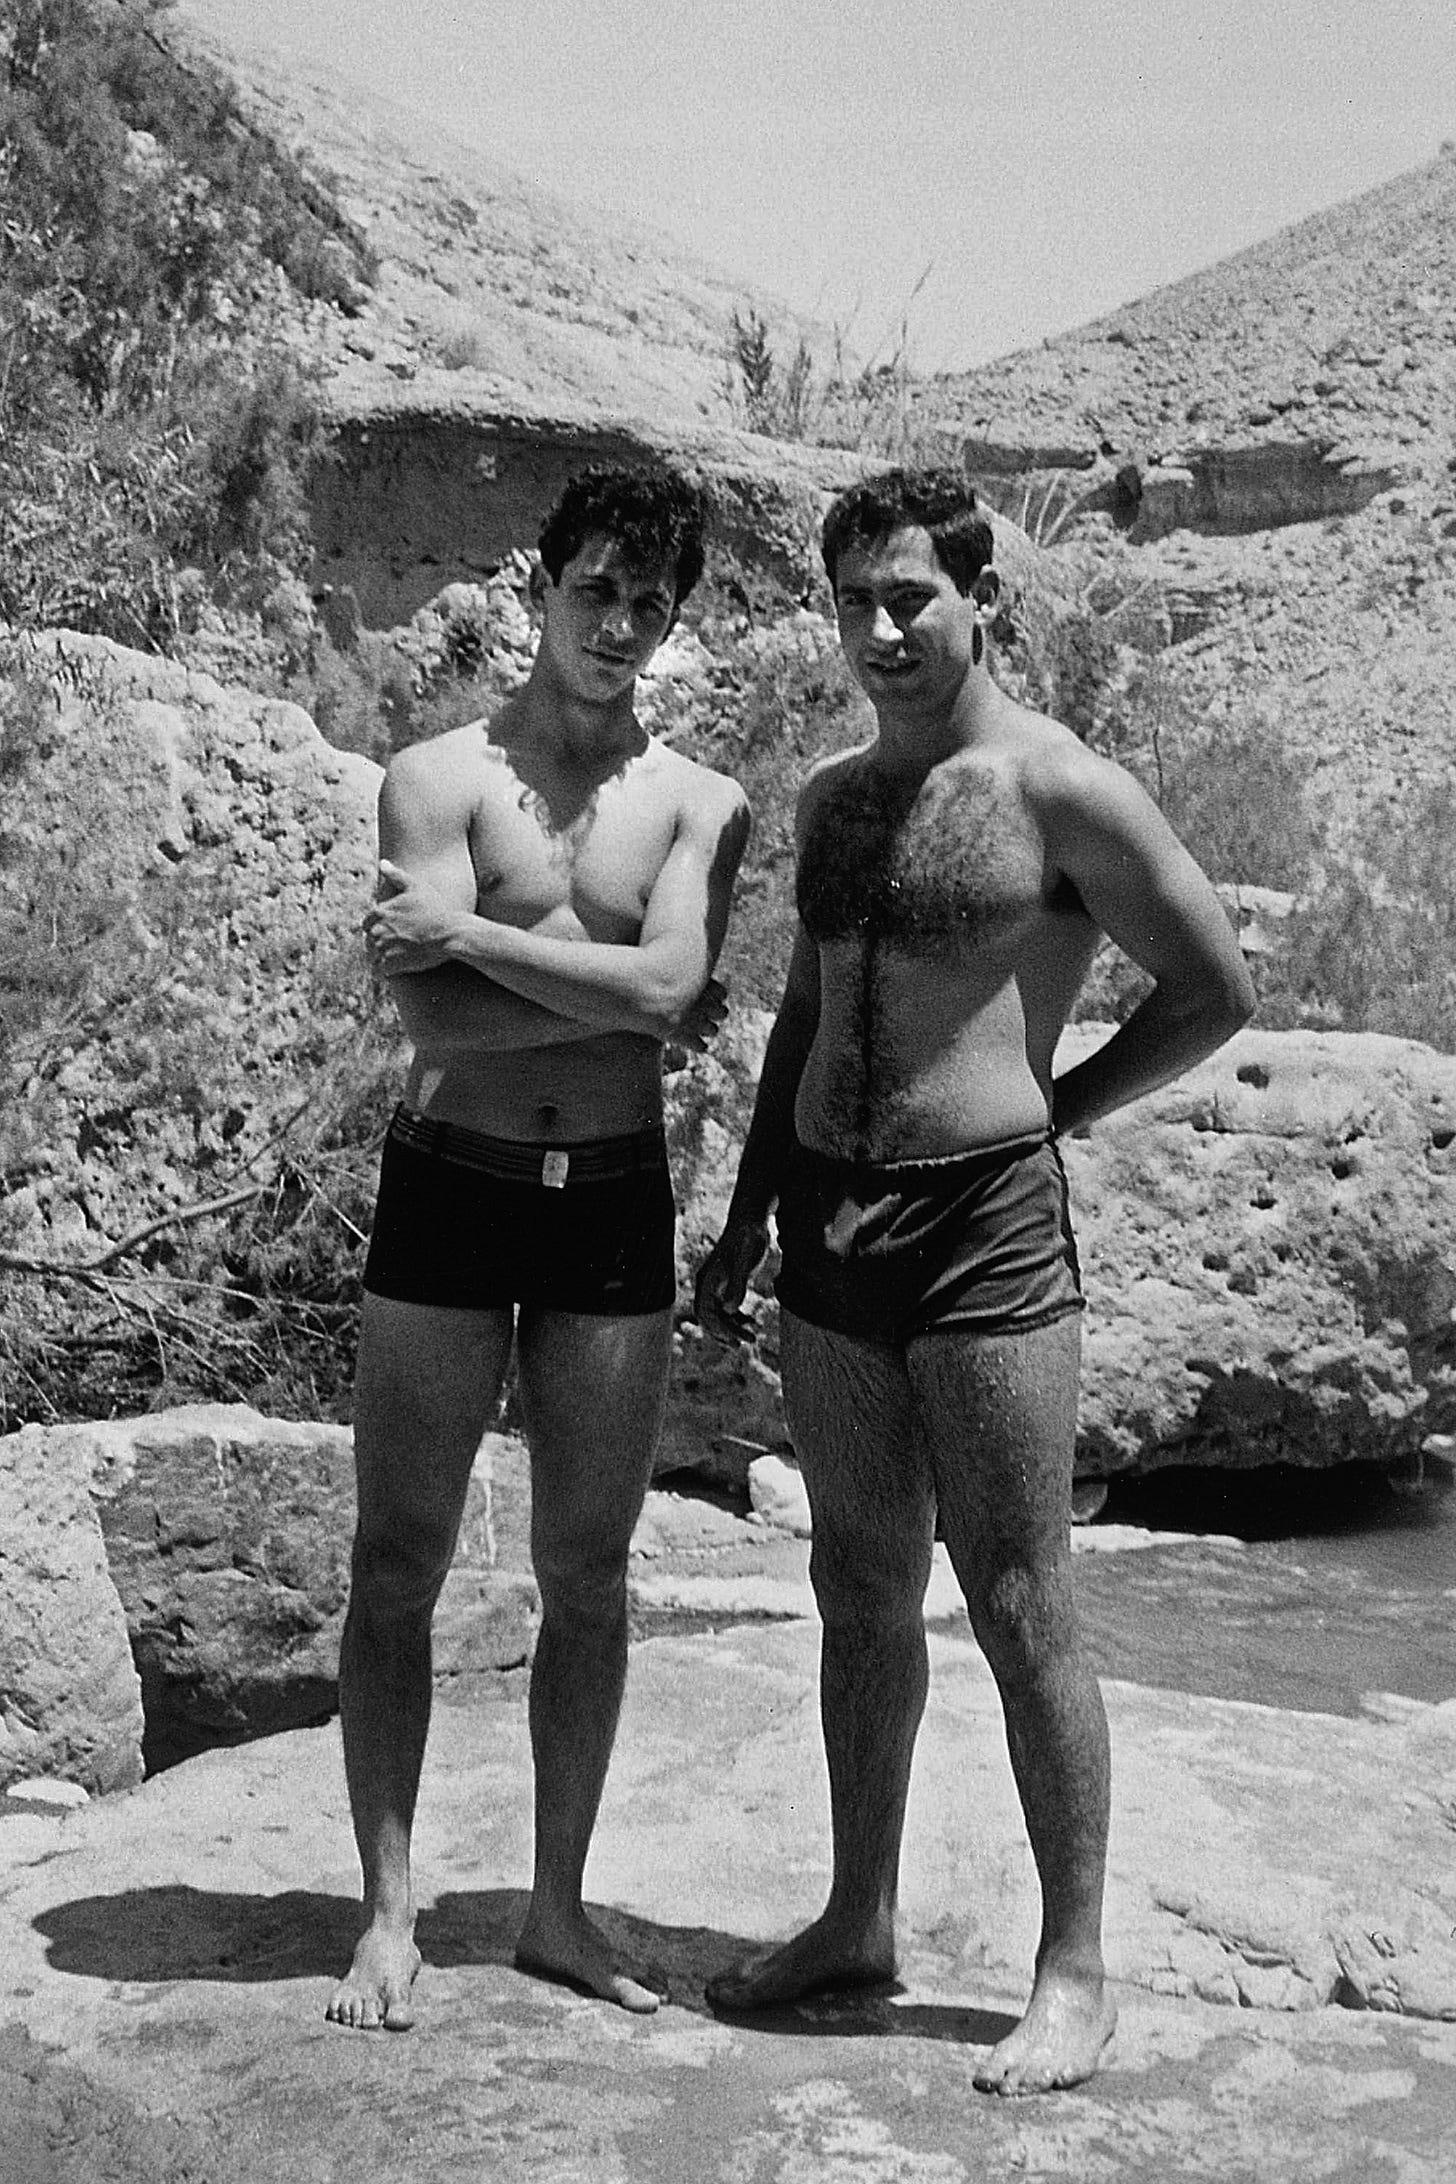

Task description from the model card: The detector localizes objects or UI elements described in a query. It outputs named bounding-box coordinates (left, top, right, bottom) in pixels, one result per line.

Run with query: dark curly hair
left=821, top=467, right=994, bottom=597
left=537, top=464, right=710, bottom=609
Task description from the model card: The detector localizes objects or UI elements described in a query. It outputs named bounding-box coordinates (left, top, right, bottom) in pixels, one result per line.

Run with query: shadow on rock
left=706, top=1987, right=1019, bottom=2045
left=34, top=1884, right=762, bottom=2007
left=34, top=1886, right=361, bottom=1983
left=33, top=1884, right=1024, bottom=2048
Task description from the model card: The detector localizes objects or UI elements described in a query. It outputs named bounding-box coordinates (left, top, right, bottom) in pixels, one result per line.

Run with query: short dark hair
left=821, top=467, right=994, bottom=596
left=537, top=464, right=709, bottom=608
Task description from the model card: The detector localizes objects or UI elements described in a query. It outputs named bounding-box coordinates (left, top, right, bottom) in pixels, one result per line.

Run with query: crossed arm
left=365, top=746, right=750, bottom=1055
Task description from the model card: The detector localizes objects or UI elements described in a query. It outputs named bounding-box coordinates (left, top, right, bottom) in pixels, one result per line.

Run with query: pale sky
left=187, top=0, right=1456, bottom=371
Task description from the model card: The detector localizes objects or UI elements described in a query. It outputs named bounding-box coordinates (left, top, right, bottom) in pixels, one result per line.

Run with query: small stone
left=747, top=1455, right=812, bottom=1537
left=3, top=1778, right=90, bottom=1809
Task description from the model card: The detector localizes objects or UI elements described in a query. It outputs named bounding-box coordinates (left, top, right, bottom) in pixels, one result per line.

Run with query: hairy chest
left=797, top=758, right=1048, bottom=948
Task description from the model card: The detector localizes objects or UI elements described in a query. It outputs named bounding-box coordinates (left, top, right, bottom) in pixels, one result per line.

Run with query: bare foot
left=972, top=1967, right=1117, bottom=2095
left=325, top=1922, right=422, bottom=2032
left=514, top=1905, right=662, bottom=2014
left=705, top=1911, right=897, bottom=2013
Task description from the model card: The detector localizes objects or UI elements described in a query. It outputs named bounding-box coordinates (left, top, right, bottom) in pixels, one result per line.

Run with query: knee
left=810, top=1529, right=930, bottom=1642
left=349, top=1516, right=455, bottom=1624
left=965, top=1562, right=1078, bottom=1684
left=531, top=1527, right=630, bottom=1629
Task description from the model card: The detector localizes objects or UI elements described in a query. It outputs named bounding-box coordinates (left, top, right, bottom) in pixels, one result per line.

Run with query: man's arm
left=372, top=774, right=751, bottom=1042
left=1037, top=749, right=1255, bottom=1136
left=693, top=918, right=822, bottom=1342
left=369, top=741, right=600, bottom=1055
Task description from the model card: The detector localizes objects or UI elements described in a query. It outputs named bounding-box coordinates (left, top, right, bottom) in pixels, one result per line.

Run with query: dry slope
left=168, top=0, right=816, bottom=434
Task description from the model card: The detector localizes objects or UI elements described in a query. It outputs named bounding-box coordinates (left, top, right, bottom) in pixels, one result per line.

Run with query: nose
left=600, top=595, right=636, bottom=642
left=869, top=602, right=901, bottom=646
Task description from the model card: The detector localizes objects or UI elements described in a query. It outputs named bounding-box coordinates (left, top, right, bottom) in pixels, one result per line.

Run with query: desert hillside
left=168, top=0, right=819, bottom=433
left=914, top=147, right=1456, bottom=473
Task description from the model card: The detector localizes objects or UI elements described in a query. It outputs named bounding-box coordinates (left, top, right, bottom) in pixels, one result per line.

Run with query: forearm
left=441, top=913, right=702, bottom=1039
left=723, top=1005, right=815, bottom=1224
left=386, top=964, right=602, bottom=1055
left=1052, top=975, right=1253, bottom=1136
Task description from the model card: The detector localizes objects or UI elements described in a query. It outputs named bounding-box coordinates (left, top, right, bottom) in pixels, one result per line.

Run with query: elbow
left=641, top=982, right=693, bottom=1041
left=1164, top=957, right=1255, bottom=1050
left=1195, top=965, right=1256, bottom=1053
left=1224, top=957, right=1258, bottom=1034
left=637, top=959, right=708, bottom=1041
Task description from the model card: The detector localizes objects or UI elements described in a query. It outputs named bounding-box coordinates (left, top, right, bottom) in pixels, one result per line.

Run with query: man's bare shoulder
left=382, top=718, right=494, bottom=796
left=648, top=738, right=750, bottom=827
left=797, top=738, right=874, bottom=807
left=1003, top=699, right=1163, bottom=847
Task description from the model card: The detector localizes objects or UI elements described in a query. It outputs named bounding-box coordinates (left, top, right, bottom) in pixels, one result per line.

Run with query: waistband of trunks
left=387, top=1106, right=669, bottom=1184
left=792, top=1130, right=1053, bottom=1189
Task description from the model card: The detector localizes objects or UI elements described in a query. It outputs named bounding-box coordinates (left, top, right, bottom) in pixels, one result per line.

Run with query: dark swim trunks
left=362, top=1106, right=676, bottom=1315
left=773, top=1132, right=1083, bottom=1344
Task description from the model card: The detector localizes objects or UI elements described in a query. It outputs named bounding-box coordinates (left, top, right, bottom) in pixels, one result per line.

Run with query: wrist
left=444, top=910, right=493, bottom=964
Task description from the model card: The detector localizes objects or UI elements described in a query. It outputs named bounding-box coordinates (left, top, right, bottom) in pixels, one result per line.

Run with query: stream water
left=1070, top=1459, right=1456, bottom=1719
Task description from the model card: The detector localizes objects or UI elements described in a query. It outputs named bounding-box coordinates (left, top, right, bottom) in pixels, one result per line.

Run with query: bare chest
left=797, top=758, right=1047, bottom=950
left=469, top=758, right=677, bottom=937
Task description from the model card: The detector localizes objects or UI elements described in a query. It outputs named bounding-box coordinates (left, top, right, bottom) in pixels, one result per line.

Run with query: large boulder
left=83, top=1404, right=364, bottom=1768
left=1062, top=1024, right=1456, bottom=1474
left=0, top=632, right=384, bottom=1280
left=0, top=1404, right=535, bottom=1788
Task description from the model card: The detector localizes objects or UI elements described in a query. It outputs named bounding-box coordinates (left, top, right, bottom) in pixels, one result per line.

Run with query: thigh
left=907, top=1315, right=1081, bottom=1586
left=779, top=1310, right=935, bottom=1599
left=515, top=1307, right=674, bottom=1571
left=353, top=1292, right=514, bottom=1541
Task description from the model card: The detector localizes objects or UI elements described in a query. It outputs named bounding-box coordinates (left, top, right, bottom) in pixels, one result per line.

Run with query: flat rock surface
left=3, top=1620, right=1455, bottom=2183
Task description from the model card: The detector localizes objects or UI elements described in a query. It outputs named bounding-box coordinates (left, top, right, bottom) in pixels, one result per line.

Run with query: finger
left=693, top=1276, right=748, bottom=1342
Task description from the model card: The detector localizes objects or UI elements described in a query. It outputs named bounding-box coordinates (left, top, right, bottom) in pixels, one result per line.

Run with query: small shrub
left=1262, top=781, right=1456, bottom=1049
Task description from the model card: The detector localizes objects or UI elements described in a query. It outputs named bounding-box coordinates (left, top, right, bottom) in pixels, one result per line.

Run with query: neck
left=513, top=660, right=648, bottom=768
left=872, top=664, right=997, bottom=776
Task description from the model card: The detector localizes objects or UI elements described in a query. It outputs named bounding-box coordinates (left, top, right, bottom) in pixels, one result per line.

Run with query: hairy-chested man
left=327, top=465, right=749, bottom=2032
left=695, top=467, right=1253, bottom=2094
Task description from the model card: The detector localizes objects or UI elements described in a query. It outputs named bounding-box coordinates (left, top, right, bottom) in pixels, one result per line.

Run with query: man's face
left=833, top=525, right=987, bottom=714
left=536, top=534, right=677, bottom=701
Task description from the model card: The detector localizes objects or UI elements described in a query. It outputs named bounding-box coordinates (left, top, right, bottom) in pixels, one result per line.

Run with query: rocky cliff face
left=309, top=399, right=858, bottom=628
left=914, top=148, right=1456, bottom=529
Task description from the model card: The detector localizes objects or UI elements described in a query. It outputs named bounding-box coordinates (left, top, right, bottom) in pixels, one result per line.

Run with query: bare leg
left=910, top=1316, right=1116, bottom=2094
left=707, top=1313, right=935, bottom=2010
left=511, top=1306, right=673, bottom=2014
left=326, top=1295, right=513, bottom=2030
